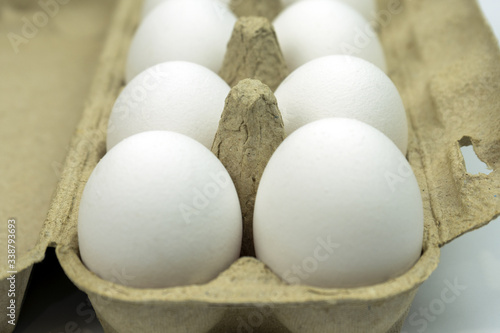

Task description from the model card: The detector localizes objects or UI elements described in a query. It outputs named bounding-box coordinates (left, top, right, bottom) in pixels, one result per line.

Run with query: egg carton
left=1, top=0, right=499, bottom=332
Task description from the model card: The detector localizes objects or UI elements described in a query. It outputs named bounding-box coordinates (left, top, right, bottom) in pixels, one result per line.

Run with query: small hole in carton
left=459, top=137, right=492, bottom=176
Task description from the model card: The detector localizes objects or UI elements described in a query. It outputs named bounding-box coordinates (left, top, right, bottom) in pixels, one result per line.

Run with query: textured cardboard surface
left=378, top=0, right=500, bottom=248
left=229, top=0, right=282, bottom=22
left=0, top=0, right=116, bottom=266
left=0, top=1, right=115, bottom=332
left=219, top=17, right=289, bottom=91
left=2, top=0, right=499, bottom=332
left=211, top=79, right=285, bottom=256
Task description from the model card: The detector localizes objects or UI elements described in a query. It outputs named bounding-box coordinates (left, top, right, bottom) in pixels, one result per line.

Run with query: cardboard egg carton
left=1, top=0, right=499, bottom=332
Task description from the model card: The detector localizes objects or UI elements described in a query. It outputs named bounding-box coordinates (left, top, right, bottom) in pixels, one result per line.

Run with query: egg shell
left=78, top=131, right=242, bottom=288
left=126, top=0, right=236, bottom=82
left=253, top=118, right=423, bottom=288
left=141, top=0, right=231, bottom=20
left=141, top=0, right=168, bottom=19
left=274, top=55, right=408, bottom=154
left=107, top=61, right=230, bottom=151
left=273, top=0, right=386, bottom=72
left=281, top=0, right=377, bottom=20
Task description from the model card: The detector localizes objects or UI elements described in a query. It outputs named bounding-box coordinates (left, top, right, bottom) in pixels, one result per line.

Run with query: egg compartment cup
left=2, top=0, right=499, bottom=332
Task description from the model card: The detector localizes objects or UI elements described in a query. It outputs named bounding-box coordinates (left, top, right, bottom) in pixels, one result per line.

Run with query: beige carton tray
left=2, top=0, right=500, bottom=332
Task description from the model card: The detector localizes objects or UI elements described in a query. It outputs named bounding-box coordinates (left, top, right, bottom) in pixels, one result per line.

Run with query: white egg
left=107, top=61, right=230, bottom=151
left=78, top=131, right=242, bottom=288
left=141, top=0, right=231, bottom=20
left=126, top=0, right=236, bottom=82
left=281, top=0, right=376, bottom=20
left=253, top=118, right=423, bottom=288
left=141, top=0, right=167, bottom=19
left=273, top=0, right=386, bottom=72
left=275, top=55, right=408, bottom=154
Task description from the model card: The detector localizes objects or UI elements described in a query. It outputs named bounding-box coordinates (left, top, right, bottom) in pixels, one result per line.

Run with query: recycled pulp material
left=0, top=1, right=116, bottom=332
left=211, top=78, right=286, bottom=257
left=2, top=0, right=500, bottom=332
left=229, top=0, right=282, bottom=22
left=219, top=16, right=289, bottom=91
